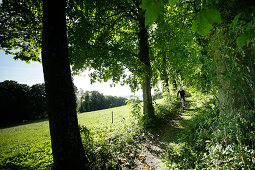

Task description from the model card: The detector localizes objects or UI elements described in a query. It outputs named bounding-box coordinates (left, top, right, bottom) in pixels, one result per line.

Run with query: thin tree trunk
left=138, top=13, right=155, bottom=118
left=252, top=64, right=255, bottom=109
left=162, top=56, right=169, bottom=92
left=42, top=0, right=88, bottom=169
left=142, top=75, right=154, bottom=117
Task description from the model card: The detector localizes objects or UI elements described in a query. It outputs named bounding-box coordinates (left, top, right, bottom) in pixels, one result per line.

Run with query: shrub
left=127, top=92, right=180, bottom=129
left=165, top=98, right=255, bottom=169
left=79, top=117, right=145, bottom=169
left=80, top=125, right=115, bottom=169
left=127, top=96, right=143, bottom=120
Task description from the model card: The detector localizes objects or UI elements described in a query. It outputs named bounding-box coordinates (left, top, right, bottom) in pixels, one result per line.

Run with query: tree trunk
left=210, top=0, right=255, bottom=113
left=138, top=14, right=155, bottom=118
left=142, top=75, right=155, bottom=118
left=42, top=0, right=88, bottom=169
left=252, top=62, right=255, bottom=109
left=161, top=56, right=169, bottom=92
left=210, top=28, right=254, bottom=113
left=209, top=28, right=232, bottom=113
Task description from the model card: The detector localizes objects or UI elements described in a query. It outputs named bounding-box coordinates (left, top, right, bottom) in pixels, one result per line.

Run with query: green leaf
left=169, top=0, right=179, bottom=6
left=204, top=9, right=222, bottom=24
left=236, top=32, right=255, bottom=48
left=192, top=9, right=222, bottom=36
left=142, top=0, right=163, bottom=25
left=192, top=14, right=212, bottom=36
left=236, top=33, right=248, bottom=48
left=231, top=13, right=241, bottom=28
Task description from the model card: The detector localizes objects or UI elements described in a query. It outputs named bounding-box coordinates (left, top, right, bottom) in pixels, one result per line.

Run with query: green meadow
left=0, top=119, right=52, bottom=169
left=2, top=92, right=253, bottom=169
left=0, top=105, right=134, bottom=169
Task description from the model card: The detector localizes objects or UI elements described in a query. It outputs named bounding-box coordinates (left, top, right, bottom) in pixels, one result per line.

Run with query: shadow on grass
left=0, top=118, right=49, bottom=130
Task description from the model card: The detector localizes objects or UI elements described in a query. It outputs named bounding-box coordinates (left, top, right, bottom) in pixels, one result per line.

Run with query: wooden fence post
left=112, top=111, right=113, bottom=124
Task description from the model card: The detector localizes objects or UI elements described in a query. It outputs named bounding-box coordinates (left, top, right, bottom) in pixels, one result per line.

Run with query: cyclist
left=177, top=87, right=186, bottom=105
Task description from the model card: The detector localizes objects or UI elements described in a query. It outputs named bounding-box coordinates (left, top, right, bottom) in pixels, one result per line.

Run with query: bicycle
left=180, top=97, right=185, bottom=113
left=177, top=87, right=186, bottom=113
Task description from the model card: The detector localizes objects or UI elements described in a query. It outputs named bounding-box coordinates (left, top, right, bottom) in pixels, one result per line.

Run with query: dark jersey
left=177, top=90, right=185, bottom=98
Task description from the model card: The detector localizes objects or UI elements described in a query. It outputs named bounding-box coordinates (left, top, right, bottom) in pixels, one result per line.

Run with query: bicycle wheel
left=180, top=98, right=184, bottom=113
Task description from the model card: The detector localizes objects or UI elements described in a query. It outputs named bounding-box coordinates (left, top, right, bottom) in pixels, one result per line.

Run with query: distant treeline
left=78, top=91, right=127, bottom=112
left=0, top=80, right=46, bottom=126
left=0, top=80, right=127, bottom=126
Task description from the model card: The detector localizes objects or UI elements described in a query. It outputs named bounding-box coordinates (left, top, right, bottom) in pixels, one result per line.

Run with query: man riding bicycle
left=177, top=87, right=186, bottom=105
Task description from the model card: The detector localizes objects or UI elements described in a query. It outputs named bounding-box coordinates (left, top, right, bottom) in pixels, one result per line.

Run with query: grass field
left=0, top=105, right=133, bottom=169
left=0, top=92, right=209, bottom=169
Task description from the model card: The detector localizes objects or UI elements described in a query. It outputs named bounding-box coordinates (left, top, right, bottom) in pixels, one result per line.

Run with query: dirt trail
left=130, top=99, right=195, bottom=170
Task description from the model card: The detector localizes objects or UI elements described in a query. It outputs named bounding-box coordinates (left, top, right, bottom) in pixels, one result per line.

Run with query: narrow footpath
left=131, top=97, right=196, bottom=170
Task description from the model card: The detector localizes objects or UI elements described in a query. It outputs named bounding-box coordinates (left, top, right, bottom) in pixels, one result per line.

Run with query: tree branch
left=106, top=14, right=135, bottom=32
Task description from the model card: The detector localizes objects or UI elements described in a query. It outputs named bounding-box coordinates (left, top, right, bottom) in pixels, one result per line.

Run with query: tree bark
left=161, top=56, right=169, bottom=92
left=138, top=14, right=155, bottom=118
left=209, top=28, right=232, bottom=113
left=42, top=0, right=88, bottom=169
left=210, top=29, right=254, bottom=113
left=210, top=0, right=255, bottom=113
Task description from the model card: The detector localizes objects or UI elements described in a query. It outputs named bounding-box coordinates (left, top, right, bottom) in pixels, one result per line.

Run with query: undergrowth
left=79, top=115, right=146, bottom=169
left=166, top=98, right=255, bottom=169
left=80, top=92, right=180, bottom=169
left=127, top=92, right=180, bottom=129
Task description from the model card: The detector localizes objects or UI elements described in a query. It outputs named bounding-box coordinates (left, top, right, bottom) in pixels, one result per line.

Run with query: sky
left=0, top=50, right=143, bottom=97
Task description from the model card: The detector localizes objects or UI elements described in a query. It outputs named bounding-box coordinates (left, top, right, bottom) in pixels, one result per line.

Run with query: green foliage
left=204, top=9, right=222, bottom=24
left=79, top=125, right=114, bottom=169
left=236, top=33, right=249, bottom=48
left=29, top=83, right=47, bottom=119
left=141, top=0, right=181, bottom=25
left=151, top=2, right=208, bottom=91
left=168, top=0, right=179, bottom=6
left=192, top=13, right=213, bottom=36
left=127, top=91, right=180, bottom=129
left=206, top=8, right=255, bottom=111
left=154, top=92, right=179, bottom=120
left=78, top=105, right=145, bottom=169
left=0, top=81, right=47, bottom=126
left=78, top=90, right=127, bottom=113
left=127, top=95, right=156, bottom=128
left=127, top=96, right=143, bottom=120
left=192, top=9, right=222, bottom=36
left=152, top=91, right=163, bottom=100
left=165, top=99, right=255, bottom=169
left=231, top=11, right=255, bottom=48
left=68, top=0, right=143, bottom=90
left=2, top=0, right=255, bottom=169
left=142, top=0, right=164, bottom=25
left=79, top=120, right=145, bottom=169
left=0, top=0, right=42, bottom=62
left=0, top=80, right=30, bottom=125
